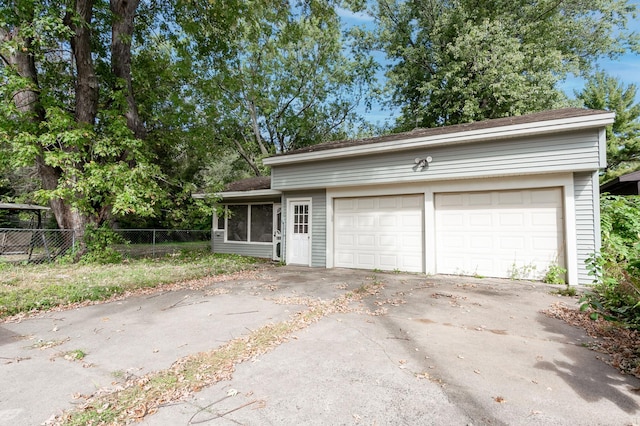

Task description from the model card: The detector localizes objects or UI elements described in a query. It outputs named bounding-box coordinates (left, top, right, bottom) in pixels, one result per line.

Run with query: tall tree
left=370, top=0, right=639, bottom=129
left=0, top=0, right=163, bottom=242
left=185, top=0, right=377, bottom=176
left=578, top=71, right=640, bottom=181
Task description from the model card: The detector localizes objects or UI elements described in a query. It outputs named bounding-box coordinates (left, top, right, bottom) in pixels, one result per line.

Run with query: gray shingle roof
left=223, top=176, right=271, bottom=192
left=276, top=108, right=609, bottom=157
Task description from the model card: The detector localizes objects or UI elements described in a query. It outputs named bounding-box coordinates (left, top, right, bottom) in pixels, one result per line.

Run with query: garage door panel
left=378, top=197, right=398, bottom=208
left=334, top=194, right=424, bottom=273
left=357, top=235, right=375, bottom=247
left=436, top=188, right=564, bottom=280
left=532, top=211, right=559, bottom=226
left=335, top=215, right=354, bottom=227
left=470, top=213, right=492, bottom=226
left=379, top=216, right=397, bottom=227
left=469, top=192, right=493, bottom=206
left=498, top=212, right=524, bottom=226
left=357, top=198, right=375, bottom=209
left=531, top=188, right=561, bottom=203
left=402, top=196, right=423, bottom=208
left=470, top=235, right=493, bottom=249
left=499, top=191, right=524, bottom=204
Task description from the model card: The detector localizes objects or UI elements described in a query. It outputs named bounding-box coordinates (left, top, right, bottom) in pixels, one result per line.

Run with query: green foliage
left=581, top=195, right=640, bottom=328
left=80, top=224, right=125, bottom=264
left=508, top=262, right=537, bottom=280
left=370, top=0, right=639, bottom=129
left=543, top=264, right=567, bottom=285
left=599, top=195, right=640, bottom=264
left=578, top=72, right=640, bottom=180
left=554, top=285, right=577, bottom=297
left=185, top=1, right=377, bottom=174
left=0, top=1, right=167, bottom=233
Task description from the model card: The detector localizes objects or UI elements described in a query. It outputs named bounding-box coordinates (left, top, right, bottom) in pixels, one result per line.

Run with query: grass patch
left=64, top=349, right=87, bottom=361
left=0, top=252, right=266, bottom=319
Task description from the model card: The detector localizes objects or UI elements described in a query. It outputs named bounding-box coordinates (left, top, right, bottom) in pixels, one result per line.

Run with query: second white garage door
left=334, top=195, right=424, bottom=272
left=435, top=188, right=565, bottom=280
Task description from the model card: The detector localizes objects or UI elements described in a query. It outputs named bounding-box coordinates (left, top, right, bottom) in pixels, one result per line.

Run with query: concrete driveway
left=1, top=266, right=639, bottom=425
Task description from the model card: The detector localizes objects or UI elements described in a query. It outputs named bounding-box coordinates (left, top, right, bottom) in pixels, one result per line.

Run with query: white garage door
left=334, top=195, right=424, bottom=272
left=435, top=188, right=564, bottom=280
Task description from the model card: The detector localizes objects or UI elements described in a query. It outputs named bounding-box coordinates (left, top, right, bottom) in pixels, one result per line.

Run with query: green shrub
left=80, top=224, right=125, bottom=264
left=543, top=264, right=567, bottom=285
left=583, top=195, right=640, bottom=328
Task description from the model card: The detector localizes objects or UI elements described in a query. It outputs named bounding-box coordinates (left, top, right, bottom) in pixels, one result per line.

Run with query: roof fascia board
left=263, top=113, right=615, bottom=166
left=193, top=189, right=281, bottom=200
left=215, top=189, right=281, bottom=199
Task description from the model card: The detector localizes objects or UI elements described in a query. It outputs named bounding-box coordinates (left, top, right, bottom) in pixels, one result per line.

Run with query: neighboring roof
left=192, top=176, right=278, bottom=200
left=0, top=203, right=50, bottom=211
left=263, top=108, right=614, bottom=166
left=191, top=176, right=280, bottom=201
left=600, top=170, right=640, bottom=195
left=223, top=176, right=272, bottom=191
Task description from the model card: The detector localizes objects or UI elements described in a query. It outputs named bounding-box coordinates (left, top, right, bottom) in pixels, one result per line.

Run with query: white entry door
left=287, top=200, right=311, bottom=265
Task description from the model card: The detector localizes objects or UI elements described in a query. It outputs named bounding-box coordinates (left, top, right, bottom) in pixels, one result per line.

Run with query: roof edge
left=263, top=111, right=615, bottom=166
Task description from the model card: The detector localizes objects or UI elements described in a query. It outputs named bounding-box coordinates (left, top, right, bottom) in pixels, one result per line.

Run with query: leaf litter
left=48, top=280, right=385, bottom=425
left=543, top=301, right=640, bottom=379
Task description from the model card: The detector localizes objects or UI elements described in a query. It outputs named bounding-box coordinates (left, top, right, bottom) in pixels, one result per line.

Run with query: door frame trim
left=286, top=198, right=312, bottom=266
left=272, top=203, right=282, bottom=261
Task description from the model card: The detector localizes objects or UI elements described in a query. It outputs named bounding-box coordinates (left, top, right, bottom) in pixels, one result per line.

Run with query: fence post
left=152, top=229, right=156, bottom=257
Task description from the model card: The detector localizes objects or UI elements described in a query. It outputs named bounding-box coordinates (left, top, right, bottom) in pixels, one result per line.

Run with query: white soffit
left=263, top=112, right=615, bottom=166
left=216, top=189, right=281, bottom=199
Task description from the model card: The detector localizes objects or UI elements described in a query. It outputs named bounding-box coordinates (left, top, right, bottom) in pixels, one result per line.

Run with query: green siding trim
left=212, top=233, right=273, bottom=258
left=272, top=131, right=600, bottom=190
left=573, top=171, right=598, bottom=285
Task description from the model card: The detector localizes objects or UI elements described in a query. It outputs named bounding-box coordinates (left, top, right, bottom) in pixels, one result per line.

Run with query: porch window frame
left=222, top=203, right=274, bottom=244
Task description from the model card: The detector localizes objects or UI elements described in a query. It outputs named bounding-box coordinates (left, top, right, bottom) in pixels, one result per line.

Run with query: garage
left=435, top=188, right=565, bottom=279
left=334, top=194, right=424, bottom=272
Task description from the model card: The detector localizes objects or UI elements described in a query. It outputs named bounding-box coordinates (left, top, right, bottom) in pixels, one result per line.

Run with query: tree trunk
left=70, top=0, right=99, bottom=126
left=1, top=20, right=93, bottom=253
left=110, top=0, right=146, bottom=139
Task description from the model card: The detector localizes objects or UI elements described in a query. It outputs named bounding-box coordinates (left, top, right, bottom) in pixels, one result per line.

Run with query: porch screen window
left=226, top=204, right=273, bottom=243
left=251, top=205, right=273, bottom=242
left=227, top=205, right=248, bottom=241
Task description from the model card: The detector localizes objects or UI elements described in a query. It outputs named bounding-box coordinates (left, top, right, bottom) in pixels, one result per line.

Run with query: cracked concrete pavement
left=1, top=266, right=640, bottom=425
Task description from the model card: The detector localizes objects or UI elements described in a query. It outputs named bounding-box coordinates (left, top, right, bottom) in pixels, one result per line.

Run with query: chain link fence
left=0, top=228, right=211, bottom=263
left=113, top=229, right=211, bottom=258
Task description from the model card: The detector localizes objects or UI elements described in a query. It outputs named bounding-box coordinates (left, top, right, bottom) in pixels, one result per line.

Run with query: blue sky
left=337, top=7, right=640, bottom=126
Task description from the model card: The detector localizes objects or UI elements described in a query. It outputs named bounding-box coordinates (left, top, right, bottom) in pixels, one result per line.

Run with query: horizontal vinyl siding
left=283, top=190, right=326, bottom=267
left=212, top=234, right=272, bottom=258
left=272, top=131, right=600, bottom=190
left=573, top=172, right=598, bottom=284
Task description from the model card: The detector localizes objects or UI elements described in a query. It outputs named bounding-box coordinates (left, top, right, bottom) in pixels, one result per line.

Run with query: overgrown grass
left=0, top=251, right=266, bottom=319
